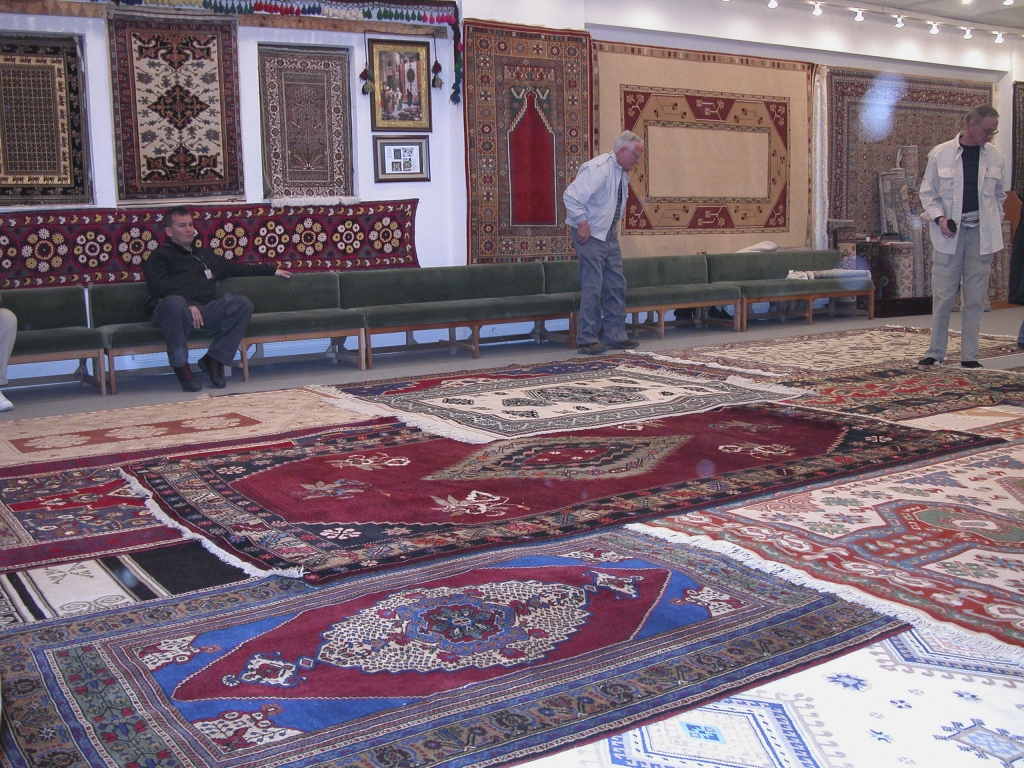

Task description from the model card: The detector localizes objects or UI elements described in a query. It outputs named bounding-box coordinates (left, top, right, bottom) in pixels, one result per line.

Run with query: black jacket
left=144, top=241, right=276, bottom=306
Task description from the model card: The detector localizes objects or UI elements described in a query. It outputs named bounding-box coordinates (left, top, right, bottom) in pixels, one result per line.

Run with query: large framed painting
left=369, top=38, right=431, bottom=132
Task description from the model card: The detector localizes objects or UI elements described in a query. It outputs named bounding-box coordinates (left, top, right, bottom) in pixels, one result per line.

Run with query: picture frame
left=369, top=38, right=431, bottom=132
left=373, top=135, right=430, bottom=182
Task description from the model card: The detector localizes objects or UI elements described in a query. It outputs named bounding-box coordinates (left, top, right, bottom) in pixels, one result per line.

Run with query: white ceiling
left=860, top=0, right=1024, bottom=32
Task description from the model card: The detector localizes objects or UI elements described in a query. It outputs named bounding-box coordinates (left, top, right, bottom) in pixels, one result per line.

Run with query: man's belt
left=960, top=210, right=980, bottom=228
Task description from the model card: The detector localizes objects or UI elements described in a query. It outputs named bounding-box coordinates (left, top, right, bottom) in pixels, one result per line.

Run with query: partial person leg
left=575, top=232, right=608, bottom=352
left=152, top=295, right=201, bottom=391
left=0, top=307, right=17, bottom=410
left=599, top=231, right=636, bottom=349
left=959, top=230, right=991, bottom=365
left=197, top=294, right=253, bottom=386
left=923, top=241, right=968, bottom=364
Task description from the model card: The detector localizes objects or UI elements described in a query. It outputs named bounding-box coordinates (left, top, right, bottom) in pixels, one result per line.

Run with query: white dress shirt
left=563, top=152, right=629, bottom=242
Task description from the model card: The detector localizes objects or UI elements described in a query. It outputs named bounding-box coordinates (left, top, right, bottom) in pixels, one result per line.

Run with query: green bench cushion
left=729, top=277, right=874, bottom=299
left=623, top=255, right=709, bottom=287
left=89, top=283, right=151, bottom=326
left=705, top=250, right=842, bottom=282
left=242, top=309, right=365, bottom=337
left=542, top=260, right=580, bottom=294
left=217, top=273, right=340, bottom=313
left=99, top=323, right=216, bottom=350
left=1, top=286, right=88, bottom=330
left=12, top=327, right=104, bottom=357
left=626, top=283, right=741, bottom=306
left=340, top=263, right=546, bottom=307
left=359, top=295, right=575, bottom=328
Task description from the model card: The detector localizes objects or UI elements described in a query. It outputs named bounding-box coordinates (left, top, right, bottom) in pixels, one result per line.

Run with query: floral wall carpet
left=313, top=356, right=805, bottom=442
left=126, top=408, right=991, bottom=583
left=642, top=439, right=1024, bottom=648
left=0, top=529, right=906, bottom=768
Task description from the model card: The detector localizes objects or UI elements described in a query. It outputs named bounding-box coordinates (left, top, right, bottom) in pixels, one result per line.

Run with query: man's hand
left=938, top=217, right=955, bottom=239
left=275, top=269, right=292, bottom=278
left=190, top=305, right=203, bottom=328
left=576, top=221, right=591, bottom=244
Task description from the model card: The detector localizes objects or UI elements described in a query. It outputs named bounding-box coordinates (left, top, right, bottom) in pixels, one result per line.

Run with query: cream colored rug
left=0, top=387, right=365, bottom=467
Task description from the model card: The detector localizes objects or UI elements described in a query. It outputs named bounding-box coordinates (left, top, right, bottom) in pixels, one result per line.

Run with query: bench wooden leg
left=449, top=327, right=458, bottom=356
left=106, top=351, right=118, bottom=395
left=470, top=326, right=481, bottom=358
left=568, top=313, right=577, bottom=348
left=358, top=330, right=367, bottom=371
left=806, top=297, right=815, bottom=324
left=867, top=292, right=875, bottom=319
left=733, top=303, right=742, bottom=331
left=365, top=332, right=374, bottom=370
left=96, top=354, right=106, bottom=395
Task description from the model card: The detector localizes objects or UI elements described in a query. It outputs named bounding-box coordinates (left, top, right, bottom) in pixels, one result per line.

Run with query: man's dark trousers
left=151, top=294, right=253, bottom=368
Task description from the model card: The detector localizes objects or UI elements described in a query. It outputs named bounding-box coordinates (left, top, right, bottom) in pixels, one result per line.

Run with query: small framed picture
left=373, top=135, right=430, bottom=182
left=369, top=38, right=431, bottom=132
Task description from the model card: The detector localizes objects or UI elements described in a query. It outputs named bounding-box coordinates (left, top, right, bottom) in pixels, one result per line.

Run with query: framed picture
left=373, top=135, right=430, bottom=182
left=369, top=38, right=431, bottom=132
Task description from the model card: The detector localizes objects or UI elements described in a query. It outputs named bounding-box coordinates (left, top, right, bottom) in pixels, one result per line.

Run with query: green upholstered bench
left=704, top=250, right=874, bottom=331
left=542, top=256, right=742, bottom=338
left=1, top=286, right=106, bottom=394
left=215, top=273, right=366, bottom=376
left=338, top=263, right=576, bottom=368
left=89, top=283, right=216, bottom=394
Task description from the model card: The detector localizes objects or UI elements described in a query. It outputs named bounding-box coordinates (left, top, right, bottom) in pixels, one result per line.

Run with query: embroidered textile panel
left=258, top=45, right=354, bottom=202
left=0, top=33, right=90, bottom=205
left=592, top=42, right=811, bottom=256
left=108, top=12, right=244, bottom=200
left=464, top=20, right=591, bottom=264
left=827, top=69, right=992, bottom=236
left=0, top=201, right=419, bottom=289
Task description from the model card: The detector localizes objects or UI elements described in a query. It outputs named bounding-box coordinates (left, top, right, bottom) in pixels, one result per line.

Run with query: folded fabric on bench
left=787, top=269, right=873, bottom=280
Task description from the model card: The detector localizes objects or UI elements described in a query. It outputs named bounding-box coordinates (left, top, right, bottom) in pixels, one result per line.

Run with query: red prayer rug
left=0, top=529, right=907, bottom=768
left=0, top=200, right=418, bottom=289
left=126, top=407, right=994, bottom=583
left=464, top=20, right=591, bottom=263
left=643, top=440, right=1024, bottom=649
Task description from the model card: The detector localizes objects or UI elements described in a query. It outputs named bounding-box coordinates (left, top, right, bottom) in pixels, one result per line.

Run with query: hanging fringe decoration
left=430, top=36, right=443, bottom=89
left=359, top=31, right=374, bottom=95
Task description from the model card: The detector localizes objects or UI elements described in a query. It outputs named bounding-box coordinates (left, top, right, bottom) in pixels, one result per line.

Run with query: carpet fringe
left=625, top=523, right=1024, bottom=665
left=269, top=195, right=361, bottom=208
left=118, top=470, right=306, bottom=581
left=722, top=375, right=809, bottom=399
left=632, top=350, right=786, bottom=378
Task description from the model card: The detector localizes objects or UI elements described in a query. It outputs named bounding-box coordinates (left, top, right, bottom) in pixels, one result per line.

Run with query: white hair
left=613, top=131, right=643, bottom=152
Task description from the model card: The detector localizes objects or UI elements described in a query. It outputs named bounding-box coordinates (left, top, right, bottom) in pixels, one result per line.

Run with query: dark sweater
left=144, top=241, right=277, bottom=305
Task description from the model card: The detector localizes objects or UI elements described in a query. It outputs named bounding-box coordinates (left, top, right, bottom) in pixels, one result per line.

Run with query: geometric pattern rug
left=0, top=540, right=246, bottom=627
left=0, top=426, right=344, bottom=573
left=642, top=439, right=1024, bottom=649
left=647, top=327, right=1023, bottom=378
left=780, top=366, right=1024, bottom=422
left=0, top=529, right=907, bottom=768
left=313, top=357, right=806, bottom=443
left=108, top=12, right=243, bottom=199
left=126, top=408, right=994, bottom=583
left=522, top=622, right=1024, bottom=768
left=0, top=387, right=366, bottom=467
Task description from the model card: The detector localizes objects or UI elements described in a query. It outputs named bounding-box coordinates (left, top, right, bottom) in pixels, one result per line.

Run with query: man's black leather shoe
left=198, top=354, right=226, bottom=388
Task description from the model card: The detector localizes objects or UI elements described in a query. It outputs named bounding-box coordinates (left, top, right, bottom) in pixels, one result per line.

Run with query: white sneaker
left=0, top=391, right=12, bottom=411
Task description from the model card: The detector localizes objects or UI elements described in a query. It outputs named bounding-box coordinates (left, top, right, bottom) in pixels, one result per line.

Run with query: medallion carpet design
left=464, top=21, right=591, bottom=263
left=524, top=623, right=1024, bottom=768
left=827, top=69, right=991, bottom=237
left=313, top=357, right=805, bottom=442
left=648, top=326, right=1022, bottom=378
left=782, top=366, right=1024, bottom=422
left=0, top=200, right=419, bottom=289
left=592, top=42, right=811, bottom=255
left=643, top=439, right=1024, bottom=647
left=0, top=33, right=90, bottom=205
left=0, top=541, right=246, bottom=627
left=258, top=45, right=353, bottom=203
left=0, top=388, right=365, bottom=467
left=109, top=12, right=243, bottom=199
left=0, top=530, right=906, bottom=768
left=127, top=408, right=991, bottom=583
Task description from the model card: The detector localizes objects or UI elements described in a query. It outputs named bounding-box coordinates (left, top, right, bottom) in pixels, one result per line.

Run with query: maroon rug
left=128, top=407, right=994, bottom=583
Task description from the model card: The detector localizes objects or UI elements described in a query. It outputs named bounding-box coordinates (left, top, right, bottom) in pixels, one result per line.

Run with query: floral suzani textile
left=108, top=12, right=244, bottom=200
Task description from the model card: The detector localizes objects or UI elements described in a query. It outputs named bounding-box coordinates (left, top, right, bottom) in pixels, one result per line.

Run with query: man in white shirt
left=563, top=131, right=644, bottom=354
left=918, top=105, right=1007, bottom=368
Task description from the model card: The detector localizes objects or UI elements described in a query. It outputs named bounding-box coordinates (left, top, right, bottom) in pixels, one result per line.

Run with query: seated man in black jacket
left=144, top=206, right=291, bottom=391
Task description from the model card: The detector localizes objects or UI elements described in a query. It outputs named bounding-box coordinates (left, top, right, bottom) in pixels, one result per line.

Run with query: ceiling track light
left=1002, top=0, right=1014, bottom=6
left=994, top=31, right=1005, bottom=42
left=893, top=14, right=904, bottom=27
left=767, top=0, right=779, bottom=8
left=811, top=1, right=822, bottom=15
left=853, top=8, right=864, bottom=20
left=929, top=21, right=940, bottom=34
left=963, top=27, right=973, bottom=38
